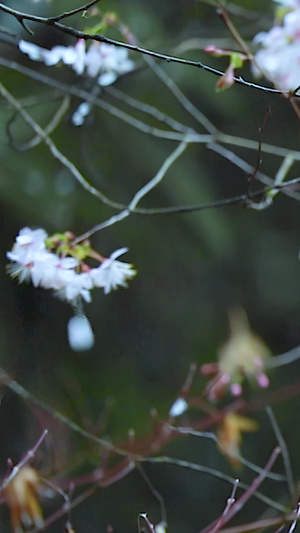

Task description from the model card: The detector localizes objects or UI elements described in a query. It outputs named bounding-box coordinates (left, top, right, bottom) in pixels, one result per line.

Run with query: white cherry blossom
left=273, top=0, right=300, bottom=7
left=85, top=42, right=135, bottom=85
left=253, top=3, right=300, bottom=91
left=7, top=228, right=136, bottom=304
left=18, top=39, right=134, bottom=86
left=31, top=255, right=78, bottom=290
left=16, top=227, right=47, bottom=248
left=7, top=228, right=136, bottom=352
left=6, top=260, right=33, bottom=284
left=57, top=271, right=93, bottom=303
left=90, top=247, right=137, bottom=295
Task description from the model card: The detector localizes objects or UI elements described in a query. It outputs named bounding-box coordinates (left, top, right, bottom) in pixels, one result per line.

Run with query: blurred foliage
left=0, top=0, right=300, bottom=532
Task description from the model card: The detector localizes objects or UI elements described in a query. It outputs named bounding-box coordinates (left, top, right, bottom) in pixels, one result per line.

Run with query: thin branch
left=208, top=143, right=300, bottom=201
left=0, top=90, right=63, bottom=109
left=65, top=177, right=300, bottom=243
left=200, top=447, right=282, bottom=533
left=1, top=60, right=300, bottom=221
left=287, top=503, right=300, bottom=533
left=216, top=132, right=300, bottom=161
left=73, top=141, right=188, bottom=242
left=139, top=514, right=156, bottom=533
left=219, top=505, right=300, bottom=533
left=248, top=106, right=271, bottom=191
left=0, top=67, right=269, bottom=221
left=208, top=143, right=274, bottom=188
left=73, top=210, right=130, bottom=244
left=0, top=2, right=295, bottom=97
left=267, top=154, right=296, bottom=202
left=0, top=368, right=127, bottom=456
left=217, top=0, right=253, bottom=58
left=170, top=426, right=285, bottom=481
left=215, top=516, right=293, bottom=533
left=0, top=429, right=48, bottom=494
left=268, top=346, right=300, bottom=368
left=265, top=406, right=294, bottom=499
left=140, top=456, right=286, bottom=512
left=0, top=58, right=200, bottom=143
left=31, top=483, right=99, bottom=533
left=8, top=95, right=70, bottom=151
left=48, top=0, right=101, bottom=22
left=136, top=463, right=168, bottom=528
left=0, top=81, right=124, bottom=209
left=141, top=51, right=217, bottom=134
left=1, top=56, right=300, bottom=160
left=105, top=85, right=194, bottom=135
left=211, top=479, right=239, bottom=533
left=217, top=447, right=282, bottom=525
left=128, top=141, right=188, bottom=210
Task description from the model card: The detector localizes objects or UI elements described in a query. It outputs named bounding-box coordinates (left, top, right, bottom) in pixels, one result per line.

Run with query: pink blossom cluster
left=253, top=0, right=300, bottom=91
left=200, top=309, right=270, bottom=401
left=19, top=39, right=135, bottom=86
left=201, top=357, right=269, bottom=402
left=7, top=227, right=137, bottom=304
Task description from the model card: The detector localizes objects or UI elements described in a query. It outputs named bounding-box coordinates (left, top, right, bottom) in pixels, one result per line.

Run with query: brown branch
left=200, top=447, right=282, bottom=533
left=0, top=3, right=295, bottom=97
left=48, top=0, right=101, bottom=22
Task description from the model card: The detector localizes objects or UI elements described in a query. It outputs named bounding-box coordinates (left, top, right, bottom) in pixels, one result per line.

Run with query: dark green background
left=0, top=1, right=299, bottom=531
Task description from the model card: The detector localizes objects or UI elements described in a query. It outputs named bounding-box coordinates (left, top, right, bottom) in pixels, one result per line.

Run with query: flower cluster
left=274, top=0, right=300, bottom=7
left=201, top=309, right=271, bottom=401
left=253, top=0, right=300, bottom=91
left=3, top=466, right=43, bottom=532
left=19, top=39, right=135, bottom=87
left=217, top=413, right=258, bottom=468
left=7, top=227, right=137, bottom=305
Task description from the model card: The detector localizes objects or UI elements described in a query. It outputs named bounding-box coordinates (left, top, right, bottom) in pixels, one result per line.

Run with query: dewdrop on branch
left=68, top=314, right=95, bottom=352
left=7, top=227, right=137, bottom=350
left=169, top=397, right=188, bottom=418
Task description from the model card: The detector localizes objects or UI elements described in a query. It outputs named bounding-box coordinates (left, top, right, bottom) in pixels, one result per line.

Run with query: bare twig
left=287, top=503, right=300, bottom=533
left=73, top=140, right=188, bottom=242
left=48, top=0, right=101, bottom=22
left=211, top=479, right=239, bottom=533
left=140, top=456, right=285, bottom=512
left=136, top=463, right=168, bottom=529
left=200, top=447, right=282, bottom=533
left=216, top=0, right=253, bottom=58
left=0, top=368, right=127, bottom=456
left=7, top=95, right=70, bottom=151
left=128, top=141, right=188, bottom=210
left=265, top=406, right=294, bottom=499
left=1, top=57, right=300, bottom=161
left=268, top=345, right=300, bottom=368
left=0, top=429, right=48, bottom=495
left=169, top=426, right=285, bottom=481
left=0, top=2, right=296, bottom=97
left=216, top=516, right=293, bottom=533
left=139, top=513, right=156, bottom=533
left=0, top=81, right=124, bottom=209
left=105, top=85, right=194, bottom=135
